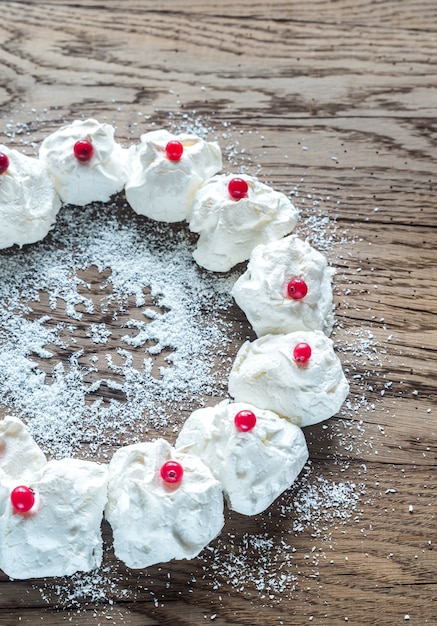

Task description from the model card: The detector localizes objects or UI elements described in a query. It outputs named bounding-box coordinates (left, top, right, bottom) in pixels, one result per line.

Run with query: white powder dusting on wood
left=0, top=201, right=239, bottom=458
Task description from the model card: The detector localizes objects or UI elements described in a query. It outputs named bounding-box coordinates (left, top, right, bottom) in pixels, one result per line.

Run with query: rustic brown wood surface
left=0, top=1, right=436, bottom=625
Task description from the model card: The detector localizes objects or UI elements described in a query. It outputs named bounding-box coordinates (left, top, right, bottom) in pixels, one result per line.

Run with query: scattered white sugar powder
left=0, top=201, right=239, bottom=458
left=35, top=569, right=126, bottom=609
left=203, top=533, right=298, bottom=596
left=280, top=472, right=364, bottom=537
left=198, top=465, right=364, bottom=601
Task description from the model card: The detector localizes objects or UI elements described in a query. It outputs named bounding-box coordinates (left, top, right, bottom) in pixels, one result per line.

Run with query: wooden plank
left=0, top=1, right=436, bottom=624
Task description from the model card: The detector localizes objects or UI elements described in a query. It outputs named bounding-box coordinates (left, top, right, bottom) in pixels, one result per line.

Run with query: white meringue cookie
left=175, top=401, right=308, bottom=516
left=125, top=129, right=222, bottom=222
left=105, top=438, right=224, bottom=569
left=228, top=331, right=349, bottom=427
left=0, top=146, right=61, bottom=249
left=231, top=234, right=335, bottom=337
left=0, top=457, right=108, bottom=579
left=39, top=118, right=128, bottom=206
left=188, top=174, right=299, bottom=272
left=0, top=416, right=47, bottom=485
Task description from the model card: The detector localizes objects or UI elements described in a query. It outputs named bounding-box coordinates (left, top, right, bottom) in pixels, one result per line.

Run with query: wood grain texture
left=0, top=1, right=436, bottom=625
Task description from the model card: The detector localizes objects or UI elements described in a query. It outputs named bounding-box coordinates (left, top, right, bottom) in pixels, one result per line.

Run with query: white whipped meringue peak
left=39, top=118, right=129, bottom=206
left=228, top=331, right=349, bottom=427
left=175, top=401, right=308, bottom=516
left=105, top=438, right=224, bottom=569
left=125, top=129, right=222, bottom=222
left=0, top=146, right=61, bottom=249
left=0, top=457, right=108, bottom=579
left=188, top=173, right=299, bottom=272
left=0, top=416, right=47, bottom=484
left=231, top=234, right=335, bottom=337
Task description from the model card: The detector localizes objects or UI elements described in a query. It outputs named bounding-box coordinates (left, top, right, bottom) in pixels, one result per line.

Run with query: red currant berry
left=165, top=140, right=184, bottom=161
left=287, top=278, right=308, bottom=300
left=234, top=409, right=257, bottom=432
left=160, top=460, right=184, bottom=484
left=73, top=139, right=94, bottom=162
left=228, top=177, right=248, bottom=200
left=0, top=152, right=9, bottom=175
left=10, top=485, right=35, bottom=513
left=293, top=342, right=312, bottom=364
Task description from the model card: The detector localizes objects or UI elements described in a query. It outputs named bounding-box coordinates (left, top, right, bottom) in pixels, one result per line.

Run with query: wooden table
left=0, top=1, right=436, bottom=624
